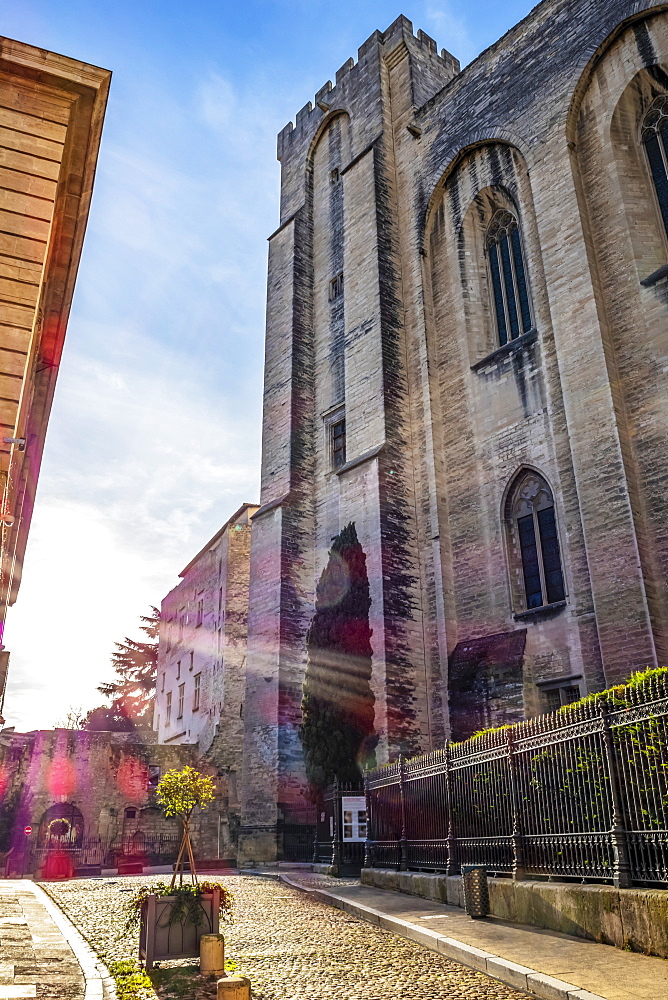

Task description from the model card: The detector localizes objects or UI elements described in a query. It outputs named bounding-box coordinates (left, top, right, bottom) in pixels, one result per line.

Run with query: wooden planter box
left=139, top=889, right=220, bottom=970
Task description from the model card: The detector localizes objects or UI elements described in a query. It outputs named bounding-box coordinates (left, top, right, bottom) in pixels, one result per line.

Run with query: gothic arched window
left=642, top=95, right=668, bottom=238
left=486, top=209, right=533, bottom=347
left=506, top=471, right=565, bottom=610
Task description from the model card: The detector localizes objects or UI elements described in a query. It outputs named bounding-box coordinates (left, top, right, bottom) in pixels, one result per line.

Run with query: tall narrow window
left=166, top=692, right=172, bottom=725
left=331, top=419, right=346, bottom=469
left=329, top=272, right=344, bottom=301
left=193, top=673, right=201, bottom=711
left=642, top=95, right=668, bottom=238
left=507, top=471, right=565, bottom=610
left=486, top=209, right=533, bottom=346
left=177, top=683, right=185, bottom=719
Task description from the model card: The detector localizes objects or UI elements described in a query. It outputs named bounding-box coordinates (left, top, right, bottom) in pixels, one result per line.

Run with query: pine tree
left=299, top=523, right=375, bottom=797
left=87, top=607, right=160, bottom=731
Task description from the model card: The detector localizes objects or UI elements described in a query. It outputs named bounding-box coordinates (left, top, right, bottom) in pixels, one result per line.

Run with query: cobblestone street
left=46, top=874, right=526, bottom=999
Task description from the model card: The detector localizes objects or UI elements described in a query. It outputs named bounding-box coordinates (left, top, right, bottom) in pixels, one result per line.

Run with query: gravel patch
left=44, top=874, right=526, bottom=999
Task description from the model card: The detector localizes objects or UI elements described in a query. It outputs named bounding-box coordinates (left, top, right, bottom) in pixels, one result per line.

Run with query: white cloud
left=4, top=333, right=261, bottom=731
left=1, top=67, right=279, bottom=731
left=423, top=1, right=478, bottom=67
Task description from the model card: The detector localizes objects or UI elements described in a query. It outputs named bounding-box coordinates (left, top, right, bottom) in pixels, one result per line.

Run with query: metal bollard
left=217, top=974, right=251, bottom=999
left=461, top=864, right=489, bottom=919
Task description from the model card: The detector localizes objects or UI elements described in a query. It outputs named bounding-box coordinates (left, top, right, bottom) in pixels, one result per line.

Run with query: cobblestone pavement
left=0, top=881, right=85, bottom=998
left=46, top=874, right=526, bottom=1000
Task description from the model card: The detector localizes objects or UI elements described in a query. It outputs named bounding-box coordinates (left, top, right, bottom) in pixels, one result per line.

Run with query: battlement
left=277, top=15, right=460, bottom=161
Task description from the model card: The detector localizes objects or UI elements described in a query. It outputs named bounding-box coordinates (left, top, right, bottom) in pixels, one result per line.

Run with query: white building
left=153, top=503, right=257, bottom=762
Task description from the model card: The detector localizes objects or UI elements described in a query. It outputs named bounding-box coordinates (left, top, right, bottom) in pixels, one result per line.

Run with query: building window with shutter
left=486, top=209, right=533, bottom=346
left=505, top=470, right=565, bottom=612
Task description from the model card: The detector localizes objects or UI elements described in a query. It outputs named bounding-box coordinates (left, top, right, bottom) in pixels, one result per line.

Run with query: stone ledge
left=334, top=443, right=385, bottom=476
left=360, top=868, right=668, bottom=959
left=470, top=328, right=538, bottom=372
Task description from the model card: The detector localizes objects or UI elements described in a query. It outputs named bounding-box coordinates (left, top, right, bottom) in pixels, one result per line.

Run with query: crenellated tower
left=238, top=17, right=460, bottom=865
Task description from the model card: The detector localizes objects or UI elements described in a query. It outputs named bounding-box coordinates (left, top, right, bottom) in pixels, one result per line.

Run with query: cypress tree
left=299, top=523, right=375, bottom=797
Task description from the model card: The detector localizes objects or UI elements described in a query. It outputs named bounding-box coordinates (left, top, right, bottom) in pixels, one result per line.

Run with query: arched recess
left=425, top=142, right=548, bottom=370
left=610, top=65, right=668, bottom=276
left=449, top=184, right=535, bottom=364
left=37, top=803, right=84, bottom=847
left=423, top=141, right=560, bottom=642
left=569, top=9, right=668, bottom=664
left=308, top=112, right=351, bottom=414
left=306, top=109, right=351, bottom=173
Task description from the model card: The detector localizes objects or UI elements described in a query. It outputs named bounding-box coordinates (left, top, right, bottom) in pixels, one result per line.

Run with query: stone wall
left=240, top=1, right=668, bottom=862
left=0, top=729, right=222, bottom=872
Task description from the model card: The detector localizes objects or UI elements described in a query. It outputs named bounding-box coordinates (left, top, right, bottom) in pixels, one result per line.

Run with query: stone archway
left=36, top=804, right=84, bottom=879
left=37, top=803, right=84, bottom=849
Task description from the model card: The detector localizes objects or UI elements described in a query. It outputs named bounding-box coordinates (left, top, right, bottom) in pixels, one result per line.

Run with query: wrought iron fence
left=28, top=832, right=182, bottom=875
left=365, top=672, right=668, bottom=887
left=282, top=782, right=365, bottom=873
left=281, top=804, right=317, bottom=864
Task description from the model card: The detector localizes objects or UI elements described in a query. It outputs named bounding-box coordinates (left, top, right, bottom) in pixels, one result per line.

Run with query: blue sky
left=1, top=0, right=535, bottom=730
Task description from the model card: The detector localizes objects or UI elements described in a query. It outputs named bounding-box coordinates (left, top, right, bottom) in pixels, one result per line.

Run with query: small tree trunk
left=170, top=818, right=196, bottom=888
left=170, top=829, right=187, bottom=890
left=184, top=819, right=198, bottom=884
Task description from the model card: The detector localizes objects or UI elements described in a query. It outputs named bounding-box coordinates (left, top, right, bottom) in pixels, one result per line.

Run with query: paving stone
left=47, top=874, right=525, bottom=999
left=0, top=885, right=84, bottom=1000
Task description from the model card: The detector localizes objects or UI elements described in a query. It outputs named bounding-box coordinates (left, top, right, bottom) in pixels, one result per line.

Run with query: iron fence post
left=444, top=742, right=457, bottom=876
left=363, top=770, right=373, bottom=869
left=600, top=701, right=632, bottom=888
left=331, top=779, right=341, bottom=875
left=398, top=756, right=408, bottom=871
left=312, top=814, right=319, bottom=865
left=507, top=730, right=526, bottom=881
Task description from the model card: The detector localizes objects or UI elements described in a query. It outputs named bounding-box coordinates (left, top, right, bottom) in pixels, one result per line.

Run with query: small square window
left=541, top=679, right=582, bottom=714
left=329, top=272, right=344, bottom=301
left=330, top=167, right=340, bottom=184
left=543, top=689, right=561, bottom=714
left=125, top=808, right=137, bottom=820
left=562, top=685, right=581, bottom=706
left=331, top=419, right=346, bottom=469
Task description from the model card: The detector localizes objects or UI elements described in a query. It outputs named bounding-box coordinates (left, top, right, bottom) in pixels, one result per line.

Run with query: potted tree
left=127, top=766, right=234, bottom=970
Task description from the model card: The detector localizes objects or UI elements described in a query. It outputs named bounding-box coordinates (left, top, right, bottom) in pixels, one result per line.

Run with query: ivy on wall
left=299, top=523, right=376, bottom=797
